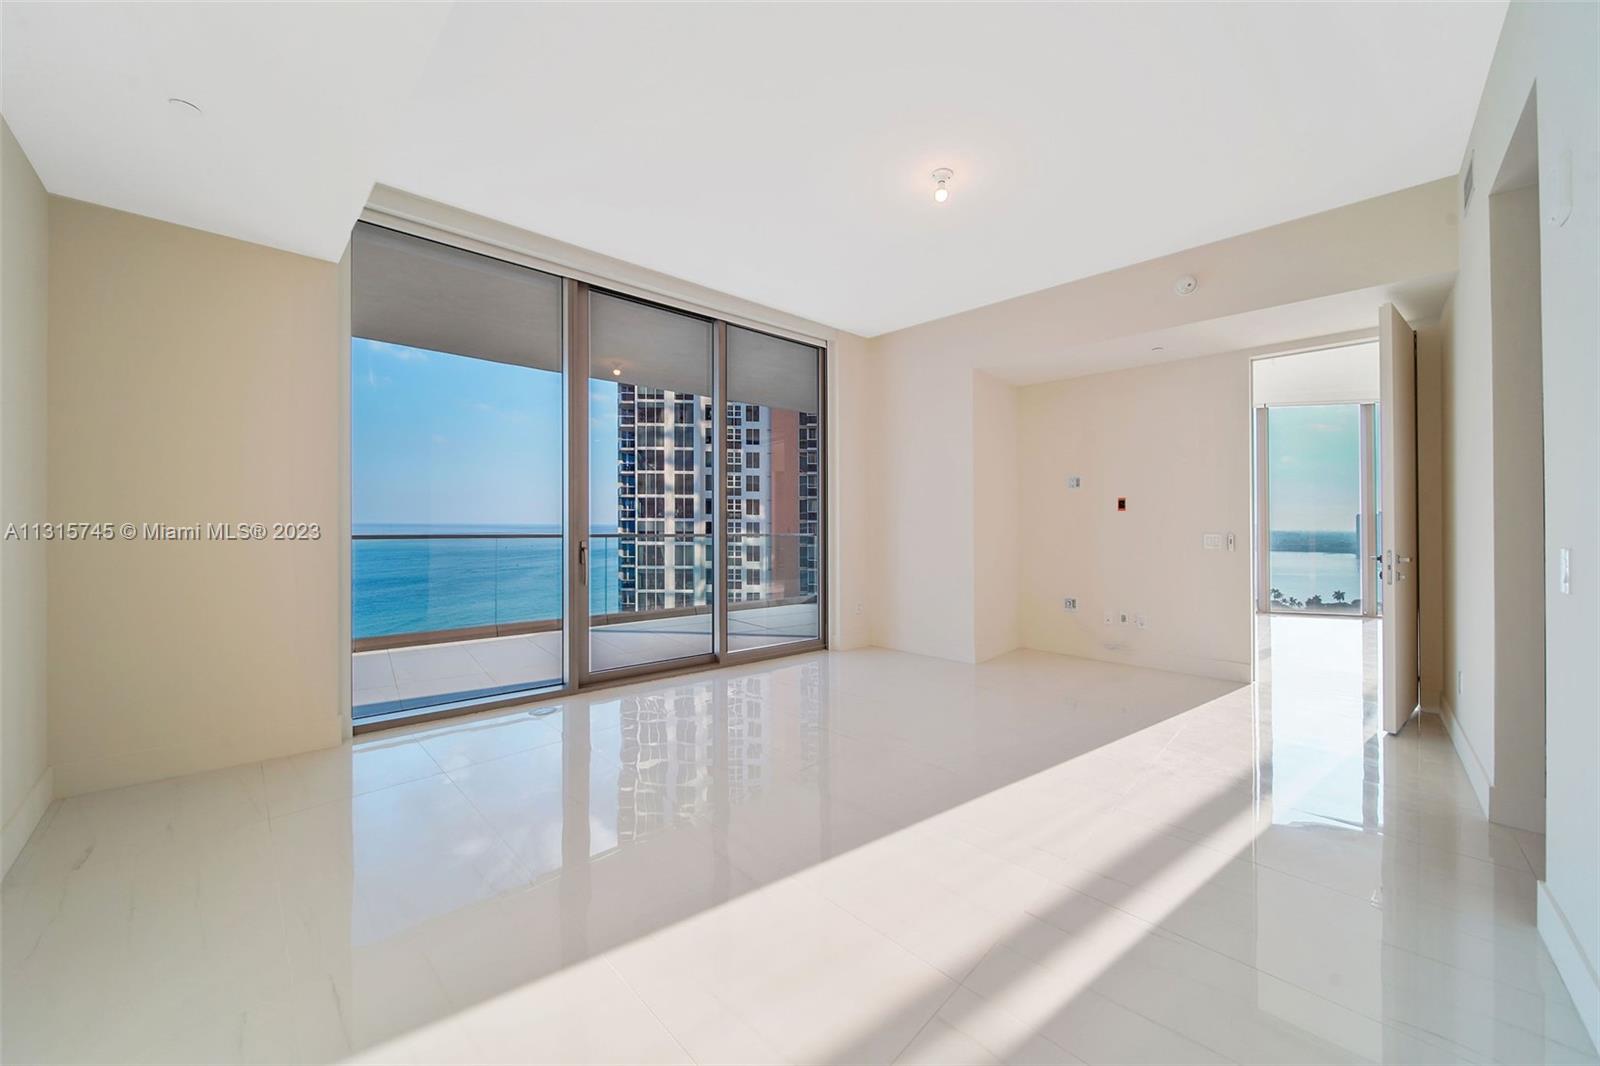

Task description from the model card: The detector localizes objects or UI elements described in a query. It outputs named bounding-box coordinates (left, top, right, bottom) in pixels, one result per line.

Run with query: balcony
left=352, top=531, right=819, bottom=718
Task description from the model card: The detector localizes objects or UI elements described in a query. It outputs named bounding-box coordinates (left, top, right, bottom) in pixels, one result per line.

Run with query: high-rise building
left=616, top=384, right=817, bottom=614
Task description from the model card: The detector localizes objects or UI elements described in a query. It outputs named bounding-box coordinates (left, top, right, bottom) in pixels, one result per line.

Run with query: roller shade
left=728, top=325, right=820, bottom=415
left=590, top=291, right=712, bottom=396
left=1252, top=342, right=1379, bottom=406
left=351, top=222, right=562, bottom=371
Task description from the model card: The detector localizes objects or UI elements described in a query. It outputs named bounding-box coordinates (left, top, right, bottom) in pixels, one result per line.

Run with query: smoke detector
left=1173, top=275, right=1198, bottom=296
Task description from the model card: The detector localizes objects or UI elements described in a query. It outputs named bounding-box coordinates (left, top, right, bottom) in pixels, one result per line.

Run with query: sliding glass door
left=585, top=292, right=716, bottom=676
left=725, top=326, right=822, bottom=652
left=350, top=224, right=826, bottom=726
left=349, top=223, right=566, bottom=720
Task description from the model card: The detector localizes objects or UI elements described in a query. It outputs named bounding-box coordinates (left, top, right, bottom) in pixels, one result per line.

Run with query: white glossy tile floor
left=6, top=616, right=1595, bottom=1064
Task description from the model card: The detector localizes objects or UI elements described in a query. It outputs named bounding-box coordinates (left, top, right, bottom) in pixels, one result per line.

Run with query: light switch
left=1202, top=533, right=1223, bottom=550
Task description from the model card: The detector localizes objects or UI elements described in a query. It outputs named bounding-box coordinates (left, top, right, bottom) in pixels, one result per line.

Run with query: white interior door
left=1379, top=303, right=1418, bottom=734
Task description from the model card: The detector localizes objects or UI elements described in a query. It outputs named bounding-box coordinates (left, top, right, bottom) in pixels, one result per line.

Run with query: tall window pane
left=349, top=223, right=564, bottom=719
left=1267, top=404, right=1362, bottom=614
left=588, top=292, right=714, bottom=672
left=726, top=326, right=822, bottom=650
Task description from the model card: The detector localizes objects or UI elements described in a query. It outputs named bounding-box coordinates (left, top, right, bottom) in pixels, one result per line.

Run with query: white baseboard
left=1538, top=881, right=1600, bottom=1052
left=2, top=765, right=54, bottom=877
left=1439, top=696, right=1491, bottom=818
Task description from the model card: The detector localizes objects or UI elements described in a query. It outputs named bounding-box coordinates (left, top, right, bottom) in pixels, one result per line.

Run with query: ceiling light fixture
left=611, top=366, right=622, bottom=377
left=931, top=168, right=954, bottom=203
left=167, top=97, right=202, bottom=116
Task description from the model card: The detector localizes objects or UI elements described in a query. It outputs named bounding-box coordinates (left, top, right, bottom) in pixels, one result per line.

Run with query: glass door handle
left=578, top=540, right=588, bottom=586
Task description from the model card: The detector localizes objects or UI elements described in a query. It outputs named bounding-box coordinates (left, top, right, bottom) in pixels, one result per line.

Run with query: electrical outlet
left=1118, top=610, right=1130, bottom=626
left=1063, top=597, right=1078, bottom=612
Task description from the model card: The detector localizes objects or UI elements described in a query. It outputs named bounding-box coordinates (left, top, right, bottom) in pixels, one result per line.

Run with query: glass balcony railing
left=352, top=531, right=819, bottom=651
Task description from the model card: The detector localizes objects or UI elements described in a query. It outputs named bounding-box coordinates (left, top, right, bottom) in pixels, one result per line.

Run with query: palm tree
left=1332, top=590, right=1346, bottom=603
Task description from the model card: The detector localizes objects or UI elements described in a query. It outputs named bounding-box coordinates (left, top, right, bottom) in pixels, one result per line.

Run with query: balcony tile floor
left=353, top=602, right=821, bottom=713
left=5, top=615, right=1594, bottom=1064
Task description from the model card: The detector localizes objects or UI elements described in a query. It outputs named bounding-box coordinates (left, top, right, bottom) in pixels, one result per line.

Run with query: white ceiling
left=993, top=272, right=1454, bottom=386
left=0, top=2, right=451, bottom=260
left=3, top=2, right=1504, bottom=337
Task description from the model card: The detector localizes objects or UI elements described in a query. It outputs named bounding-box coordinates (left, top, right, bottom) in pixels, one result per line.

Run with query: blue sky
left=353, top=338, right=619, bottom=529
left=1267, top=404, right=1363, bottom=532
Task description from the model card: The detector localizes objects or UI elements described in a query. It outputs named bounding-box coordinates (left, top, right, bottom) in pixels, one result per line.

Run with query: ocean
left=1268, top=550, right=1362, bottom=607
left=354, top=525, right=1367, bottom=637
left=353, top=524, right=629, bottom=638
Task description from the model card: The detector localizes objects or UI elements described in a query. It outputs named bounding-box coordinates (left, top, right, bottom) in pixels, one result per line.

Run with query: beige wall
left=868, top=338, right=978, bottom=662
left=1018, top=352, right=1254, bottom=681
left=1, top=119, right=52, bottom=870
left=47, top=199, right=345, bottom=796
left=972, top=371, right=1019, bottom=662
left=1440, top=0, right=1599, bottom=1043
left=868, top=182, right=1455, bottom=669
left=825, top=331, right=878, bottom=651
left=1487, top=181, right=1545, bottom=834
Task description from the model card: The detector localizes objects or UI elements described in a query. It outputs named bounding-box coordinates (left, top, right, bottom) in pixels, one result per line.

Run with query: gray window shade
left=590, top=291, right=711, bottom=395
left=351, top=222, right=562, bottom=372
left=727, top=325, right=820, bottom=414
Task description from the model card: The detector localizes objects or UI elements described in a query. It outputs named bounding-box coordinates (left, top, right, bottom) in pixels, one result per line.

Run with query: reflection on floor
left=6, top=616, right=1591, bottom=1064
left=352, top=601, right=819, bottom=715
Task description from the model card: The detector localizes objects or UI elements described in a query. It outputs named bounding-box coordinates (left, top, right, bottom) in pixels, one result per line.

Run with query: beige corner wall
left=47, top=198, right=345, bottom=796
left=825, top=330, right=878, bottom=651
left=1487, top=181, right=1546, bottom=834
left=1, top=120, right=53, bottom=870
left=868, top=337, right=979, bottom=661
left=1018, top=352, right=1253, bottom=681
left=972, top=371, right=1019, bottom=662
left=1440, top=0, right=1599, bottom=1043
